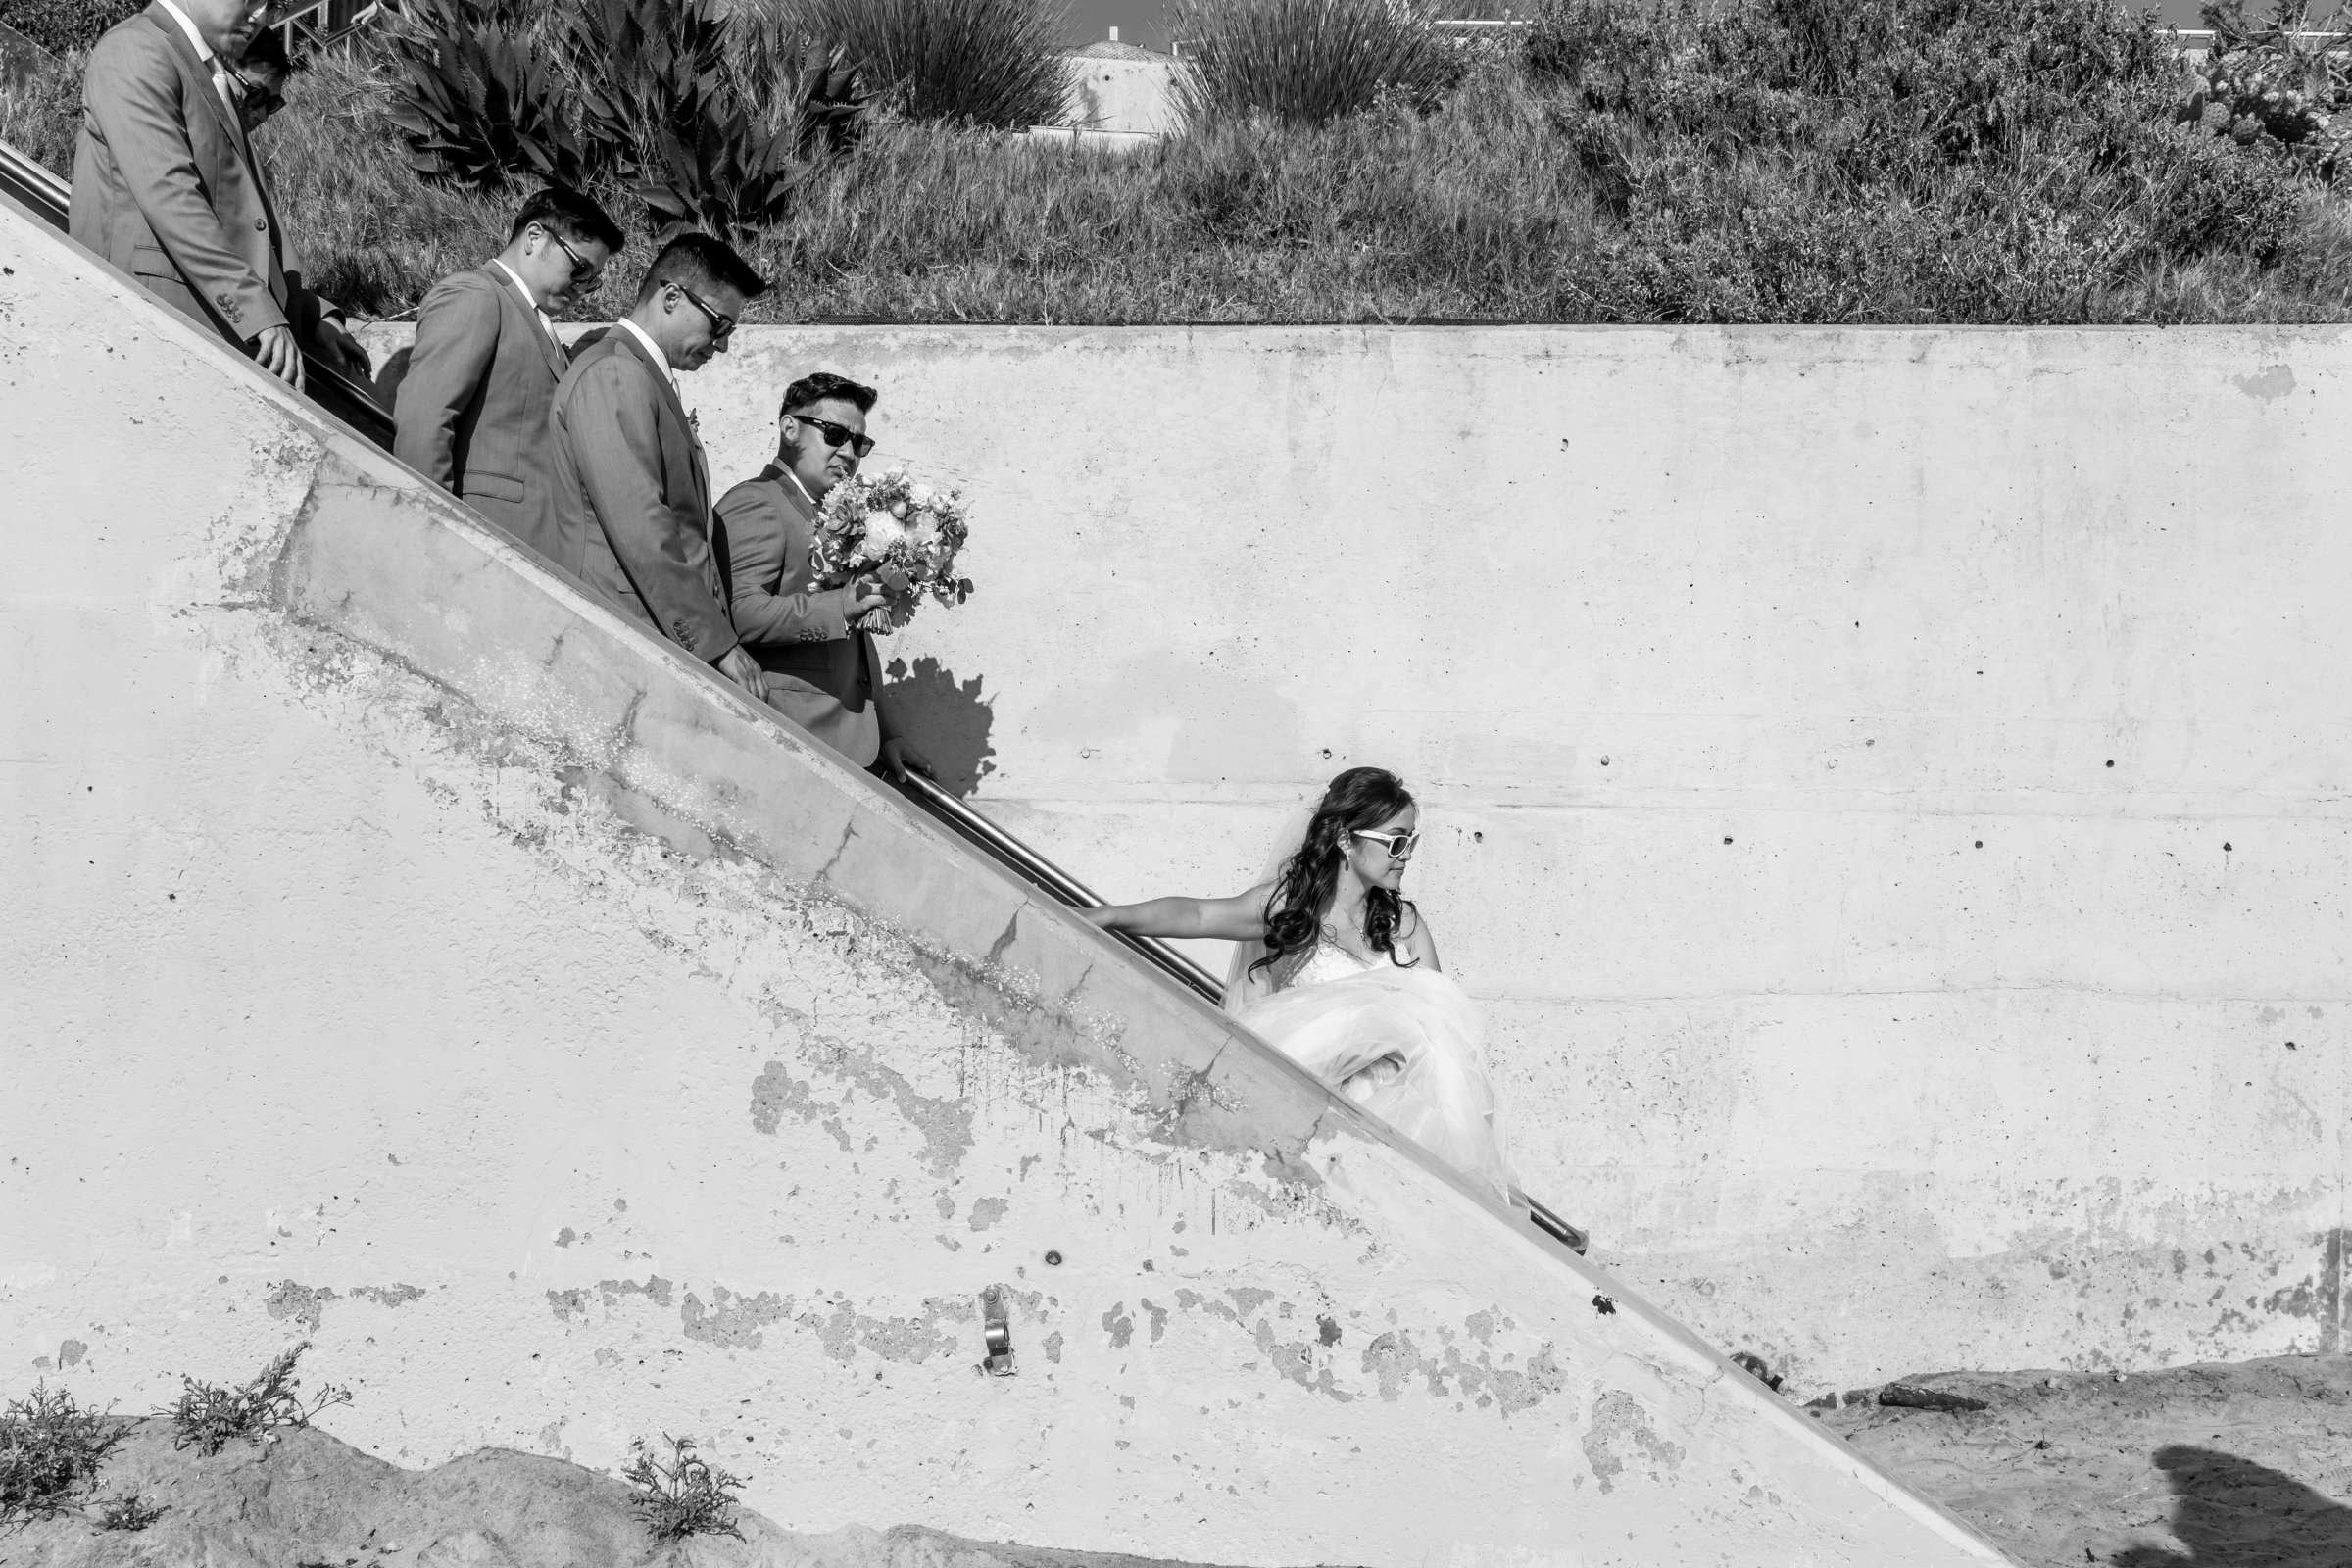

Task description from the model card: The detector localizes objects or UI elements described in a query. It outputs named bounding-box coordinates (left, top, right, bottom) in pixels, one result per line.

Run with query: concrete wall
left=0, top=201, right=2011, bottom=1565
left=332, top=317, right=2352, bottom=1399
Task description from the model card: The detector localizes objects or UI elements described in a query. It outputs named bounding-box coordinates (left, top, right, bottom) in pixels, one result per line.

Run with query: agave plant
left=783, top=41, right=871, bottom=159
left=562, top=0, right=735, bottom=171
left=728, top=15, right=875, bottom=160
left=636, top=99, right=803, bottom=243
left=386, top=2, right=591, bottom=191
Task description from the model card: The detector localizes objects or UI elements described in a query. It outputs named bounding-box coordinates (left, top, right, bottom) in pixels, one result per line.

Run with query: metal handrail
left=1, top=135, right=396, bottom=452
left=891, top=771, right=1589, bottom=1254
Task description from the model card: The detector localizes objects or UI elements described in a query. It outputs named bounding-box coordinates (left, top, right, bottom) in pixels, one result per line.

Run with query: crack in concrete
left=813, top=817, right=858, bottom=883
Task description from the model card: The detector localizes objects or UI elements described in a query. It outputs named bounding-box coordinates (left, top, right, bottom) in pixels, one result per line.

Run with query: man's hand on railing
left=252, top=324, right=305, bottom=391
left=877, top=736, right=933, bottom=783
left=715, top=645, right=765, bottom=698
left=313, top=316, right=372, bottom=381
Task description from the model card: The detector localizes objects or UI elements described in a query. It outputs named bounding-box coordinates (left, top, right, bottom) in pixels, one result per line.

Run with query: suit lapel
left=144, top=8, right=286, bottom=254
left=612, top=325, right=709, bottom=515
left=488, top=265, right=567, bottom=378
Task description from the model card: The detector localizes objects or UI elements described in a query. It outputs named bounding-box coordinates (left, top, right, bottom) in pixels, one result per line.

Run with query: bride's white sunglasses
left=1351, top=828, right=1420, bottom=860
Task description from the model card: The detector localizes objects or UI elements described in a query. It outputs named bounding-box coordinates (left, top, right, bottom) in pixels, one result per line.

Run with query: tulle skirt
left=1237, top=967, right=1516, bottom=1200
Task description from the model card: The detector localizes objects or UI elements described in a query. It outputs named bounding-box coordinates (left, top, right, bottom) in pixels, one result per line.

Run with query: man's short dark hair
left=634, top=232, right=769, bottom=306
left=780, top=372, right=876, bottom=418
left=509, top=187, right=625, bottom=255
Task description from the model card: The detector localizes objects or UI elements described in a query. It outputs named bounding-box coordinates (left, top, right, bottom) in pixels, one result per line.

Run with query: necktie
left=210, top=63, right=255, bottom=164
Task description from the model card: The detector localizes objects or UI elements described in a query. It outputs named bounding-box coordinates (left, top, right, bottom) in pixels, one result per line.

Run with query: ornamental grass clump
left=1170, top=0, right=1476, bottom=126
left=754, top=0, right=1066, bottom=128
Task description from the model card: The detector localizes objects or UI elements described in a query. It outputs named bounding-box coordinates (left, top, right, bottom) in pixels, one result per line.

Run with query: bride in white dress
left=1083, top=767, right=1515, bottom=1200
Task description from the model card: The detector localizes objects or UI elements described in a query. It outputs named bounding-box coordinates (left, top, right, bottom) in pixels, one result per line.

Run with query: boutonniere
left=688, top=408, right=701, bottom=432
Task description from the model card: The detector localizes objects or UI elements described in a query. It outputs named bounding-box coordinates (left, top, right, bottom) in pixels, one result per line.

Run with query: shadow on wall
left=885, top=655, right=997, bottom=798
left=376, top=345, right=415, bottom=407
left=2118, top=1446, right=2352, bottom=1567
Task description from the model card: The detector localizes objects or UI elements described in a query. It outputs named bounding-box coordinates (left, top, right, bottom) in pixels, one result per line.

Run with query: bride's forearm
left=1084, top=892, right=1266, bottom=941
left=1086, top=897, right=1200, bottom=937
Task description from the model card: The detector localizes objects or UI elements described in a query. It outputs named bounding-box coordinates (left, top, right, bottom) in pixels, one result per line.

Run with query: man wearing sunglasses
left=713, top=372, right=931, bottom=780
left=393, top=186, right=621, bottom=559
left=71, top=0, right=369, bottom=391
left=548, top=233, right=769, bottom=700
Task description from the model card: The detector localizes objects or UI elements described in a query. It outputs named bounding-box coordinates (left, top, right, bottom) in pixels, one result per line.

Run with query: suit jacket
left=714, top=463, right=885, bottom=766
left=547, top=325, right=737, bottom=662
left=394, top=264, right=569, bottom=556
left=70, top=5, right=314, bottom=347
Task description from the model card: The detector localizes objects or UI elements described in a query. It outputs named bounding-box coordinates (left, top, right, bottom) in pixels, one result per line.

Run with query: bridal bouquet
left=808, top=466, right=975, bottom=634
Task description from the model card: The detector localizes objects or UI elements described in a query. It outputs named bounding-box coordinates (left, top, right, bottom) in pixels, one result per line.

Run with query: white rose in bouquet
left=860, top=512, right=906, bottom=554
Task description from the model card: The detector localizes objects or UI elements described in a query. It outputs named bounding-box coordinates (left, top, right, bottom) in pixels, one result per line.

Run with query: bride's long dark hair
left=1250, top=767, right=1421, bottom=983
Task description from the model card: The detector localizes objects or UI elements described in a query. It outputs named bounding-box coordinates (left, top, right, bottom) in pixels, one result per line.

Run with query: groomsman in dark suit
left=715, top=372, right=930, bottom=779
left=548, top=233, right=767, bottom=698
left=70, top=0, right=368, bottom=388
left=394, top=188, right=622, bottom=558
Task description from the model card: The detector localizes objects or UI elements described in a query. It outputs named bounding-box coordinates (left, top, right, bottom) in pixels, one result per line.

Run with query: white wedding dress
left=1228, top=933, right=1517, bottom=1201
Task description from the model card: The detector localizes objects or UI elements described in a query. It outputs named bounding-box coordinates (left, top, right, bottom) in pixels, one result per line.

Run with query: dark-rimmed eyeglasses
left=541, top=226, right=603, bottom=288
left=789, top=412, right=875, bottom=460
left=671, top=282, right=736, bottom=344
left=1352, top=828, right=1420, bottom=860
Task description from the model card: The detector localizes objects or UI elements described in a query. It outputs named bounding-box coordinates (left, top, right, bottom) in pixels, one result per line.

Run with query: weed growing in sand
left=623, top=1434, right=745, bottom=1543
left=165, top=1341, right=354, bottom=1457
left=93, top=1491, right=166, bottom=1531
left=0, top=1383, right=132, bottom=1529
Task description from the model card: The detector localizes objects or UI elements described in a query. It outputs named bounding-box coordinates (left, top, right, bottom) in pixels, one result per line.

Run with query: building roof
left=1066, top=38, right=1170, bottom=60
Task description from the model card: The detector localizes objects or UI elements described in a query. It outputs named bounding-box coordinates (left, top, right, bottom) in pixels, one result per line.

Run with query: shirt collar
left=491, top=258, right=542, bottom=314
left=154, top=0, right=216, bottom=64
left=775, top=464, right=820, bottom=510
left=614, top=317, right=677, bottom=392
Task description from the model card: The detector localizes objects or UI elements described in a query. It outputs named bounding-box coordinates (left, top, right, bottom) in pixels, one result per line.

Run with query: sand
left=12, top=1356, right=2352, bottom=1567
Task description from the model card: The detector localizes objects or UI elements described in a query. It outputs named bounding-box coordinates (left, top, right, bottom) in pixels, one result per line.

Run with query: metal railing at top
left=894, top=771, right=1590, bottom=1256
left=0, top=135, right=396, bottom=451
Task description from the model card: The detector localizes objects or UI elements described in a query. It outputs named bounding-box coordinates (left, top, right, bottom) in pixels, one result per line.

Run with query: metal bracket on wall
left=981, top=1285, right=1016, bottom=1376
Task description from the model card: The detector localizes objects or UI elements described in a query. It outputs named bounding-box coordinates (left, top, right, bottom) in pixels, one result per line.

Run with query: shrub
left=0, top=1383, right=130, bottom=1528
left=385, top=0, right=594, bottom=190
left=2187, top=0, right=2352, bottom=181
left=638, top=99, right=801, bottom=242
left=165, top=1341, right=353, bottom=1456
left=93, top=1491, right=167, bottom=1531
left=760, top=0, right=1066, bottom=128
left=623, top=1434, right=743, bottom=1543
left=560, top=0, right=732, bottom=170
left=0, top=45, right=79, bottom=174
left=729, top=24, right=871, bottom=160
left=0, top=0, right=140, bottom=55
left=1516, top=0, right=2320, bottom=318
left=1170, top=0, right=1474, bottom=126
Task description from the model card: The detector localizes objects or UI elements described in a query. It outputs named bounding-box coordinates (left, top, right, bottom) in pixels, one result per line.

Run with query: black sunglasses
left=542, top=227, right=602, bottom=287
left=790, top=412, right=875, bottom=459
left=672, top=282, right=736, bottom=344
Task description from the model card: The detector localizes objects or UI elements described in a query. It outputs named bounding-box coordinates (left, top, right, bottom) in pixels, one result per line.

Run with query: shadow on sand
left=2117, top=1446, right=2352, bottom=1567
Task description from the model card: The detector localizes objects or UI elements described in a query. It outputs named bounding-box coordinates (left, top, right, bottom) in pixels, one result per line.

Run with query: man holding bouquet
left=716, top=372, right=931, bottom=780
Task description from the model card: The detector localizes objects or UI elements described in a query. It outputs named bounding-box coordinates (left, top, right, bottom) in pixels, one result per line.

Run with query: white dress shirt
left=153, top=0, right=243, bottom=137
left=615, top=317, right=682, bottom=399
